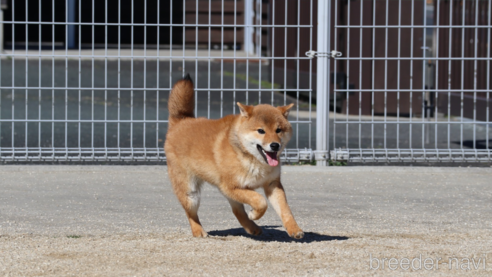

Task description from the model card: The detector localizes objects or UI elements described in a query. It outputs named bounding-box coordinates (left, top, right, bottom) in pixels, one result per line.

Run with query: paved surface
left=0, top=165, right=491, bottom=276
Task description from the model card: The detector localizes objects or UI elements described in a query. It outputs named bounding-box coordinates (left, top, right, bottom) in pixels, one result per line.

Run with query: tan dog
left=165, top=74, right=304, bottom=239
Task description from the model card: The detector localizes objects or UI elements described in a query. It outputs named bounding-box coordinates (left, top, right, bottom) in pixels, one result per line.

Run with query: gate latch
left=305, top=50, right=342, bottom=59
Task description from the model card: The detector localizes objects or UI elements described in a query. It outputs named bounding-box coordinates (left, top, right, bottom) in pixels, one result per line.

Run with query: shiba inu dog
left=164, top=74, right=304, bottom=239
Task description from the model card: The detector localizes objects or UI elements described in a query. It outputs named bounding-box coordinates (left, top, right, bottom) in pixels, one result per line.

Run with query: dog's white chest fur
left=238, top=162, right=280, bottom=189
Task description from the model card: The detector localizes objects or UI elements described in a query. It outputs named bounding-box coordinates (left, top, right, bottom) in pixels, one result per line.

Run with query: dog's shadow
left=208, top=225, right=349, bottom=243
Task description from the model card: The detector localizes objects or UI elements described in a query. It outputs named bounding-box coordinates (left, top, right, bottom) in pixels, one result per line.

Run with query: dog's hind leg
left=169, top=168, right=207, bottom=237
left=227, top=199, right=263, bottom=236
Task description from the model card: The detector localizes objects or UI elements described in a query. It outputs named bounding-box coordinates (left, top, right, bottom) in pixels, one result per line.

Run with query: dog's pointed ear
left=237, top=102, right=253, bottom=118
left=277, top=103, right=294, bottom=119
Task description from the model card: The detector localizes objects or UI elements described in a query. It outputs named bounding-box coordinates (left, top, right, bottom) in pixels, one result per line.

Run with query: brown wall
left=252, top=2, right=269, bottom=52
left=436, top=0, right=492, bottom=122
left=184, top=0, right=244, bottom=48
left=271, top=0, right=425, bottom=116
left=270, top=0, right=319, bottom=103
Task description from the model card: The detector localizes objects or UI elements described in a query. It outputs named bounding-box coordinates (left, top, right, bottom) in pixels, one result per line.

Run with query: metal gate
left=0, top=0, right=315, bottom=163
left=323, top=0, right=492, bottom=164
left=0, top=0, right=491, bottom=165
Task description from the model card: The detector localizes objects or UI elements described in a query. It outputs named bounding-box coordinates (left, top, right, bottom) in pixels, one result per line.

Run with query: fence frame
left=326, top=0, right=492, bottom=164
left=0, top=0, right=491, bottom=165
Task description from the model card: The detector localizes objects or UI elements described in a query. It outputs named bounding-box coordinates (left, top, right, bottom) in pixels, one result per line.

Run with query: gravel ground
left=1, top=165, right=491, bottom=276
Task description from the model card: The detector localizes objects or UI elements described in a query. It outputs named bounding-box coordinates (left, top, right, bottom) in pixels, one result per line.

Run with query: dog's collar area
left=256, top=144, right=279, bottom=167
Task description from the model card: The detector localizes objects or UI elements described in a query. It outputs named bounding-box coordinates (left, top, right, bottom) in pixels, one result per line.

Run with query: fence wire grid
left=329, top=0, right=491, bottom=163
left=0, top=0, right=491, bottom=164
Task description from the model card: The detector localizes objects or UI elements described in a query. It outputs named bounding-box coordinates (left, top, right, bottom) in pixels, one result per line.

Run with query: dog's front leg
left=264, top=180, right=304, bottom=239
left=220, top=185, right=268, bottom=221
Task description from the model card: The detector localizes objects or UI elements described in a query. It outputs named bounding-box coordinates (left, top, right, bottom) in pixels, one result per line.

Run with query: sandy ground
left=1, top=166, right=491, bottom=276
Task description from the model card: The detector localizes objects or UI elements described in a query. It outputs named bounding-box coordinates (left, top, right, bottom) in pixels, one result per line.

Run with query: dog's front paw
left=247, top=204, right=267, bottom=221
left=248, top=197, right=268, bottom=221
left=286, top=224, right=304, bottom=239
left=285, top=220, right=304, bottom=239
left=288, top=229, right=304, bottom=239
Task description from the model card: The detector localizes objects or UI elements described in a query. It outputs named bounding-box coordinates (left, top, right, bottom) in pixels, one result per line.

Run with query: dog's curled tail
left=168, top=74, right=195, bottom=128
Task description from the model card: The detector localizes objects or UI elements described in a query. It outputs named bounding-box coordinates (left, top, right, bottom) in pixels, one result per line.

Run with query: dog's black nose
left=270, top=143, right=280, bottom=151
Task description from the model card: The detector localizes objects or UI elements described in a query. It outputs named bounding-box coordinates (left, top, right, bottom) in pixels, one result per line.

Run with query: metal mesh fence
left=329, top=0, right=491, bottom=163
left=0, top=0, right=490, bottom=164
left=0, top=0, right=314, bottom=163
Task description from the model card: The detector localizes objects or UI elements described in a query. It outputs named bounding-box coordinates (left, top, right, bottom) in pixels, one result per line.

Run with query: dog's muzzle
left=257, top=144, right=279, bottom=166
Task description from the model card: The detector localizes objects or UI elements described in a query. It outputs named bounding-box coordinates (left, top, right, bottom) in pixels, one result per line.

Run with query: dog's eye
left=276, top=128, right=282, bottom=133
left=257, top=129, right=265, bottom=134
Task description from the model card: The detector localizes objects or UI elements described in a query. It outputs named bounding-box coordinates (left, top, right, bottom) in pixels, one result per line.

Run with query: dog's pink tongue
left=265, top=152, right=279, bottom=167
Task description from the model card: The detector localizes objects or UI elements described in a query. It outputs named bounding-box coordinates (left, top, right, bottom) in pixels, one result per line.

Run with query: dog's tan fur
left=164, top=75, right=304, bottom=239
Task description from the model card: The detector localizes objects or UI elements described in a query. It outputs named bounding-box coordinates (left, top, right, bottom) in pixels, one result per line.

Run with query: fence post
left=315, top=0, right=331, bottom=166
left=67, top=0, right=76, bottom=49
left=244, top=0, right=255, bottom=55
left=0, top=0, right=7, bottom=53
